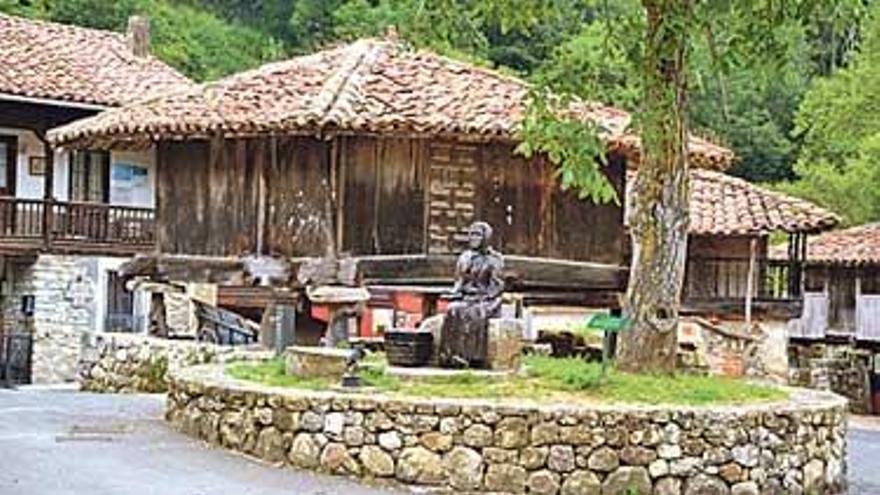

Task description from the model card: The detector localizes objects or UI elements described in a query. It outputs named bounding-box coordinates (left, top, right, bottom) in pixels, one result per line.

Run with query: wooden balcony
left=0, top=197, right=156, bottom=256
left=683, top=256, right=803, bottom=319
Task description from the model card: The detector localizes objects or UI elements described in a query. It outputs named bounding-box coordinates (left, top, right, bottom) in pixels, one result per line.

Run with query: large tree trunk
left=617, top=0, right=692, bottom=374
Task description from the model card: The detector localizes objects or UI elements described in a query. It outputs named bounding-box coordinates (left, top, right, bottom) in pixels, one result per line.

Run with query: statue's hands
left=441, top=289, right=463, bottom=301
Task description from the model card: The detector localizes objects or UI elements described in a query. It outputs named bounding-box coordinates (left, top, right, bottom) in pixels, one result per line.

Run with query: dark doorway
left=0, top=329, right=32, bottom=386
left=0, top=135, right=17, bottom=197
left=106, top=271, right=135, bottom=332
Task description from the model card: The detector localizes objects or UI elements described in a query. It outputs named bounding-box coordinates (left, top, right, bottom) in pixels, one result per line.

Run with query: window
left=804, top=266, right=826, bottom=292
left=70, top=150, right=109, bottom=203
left=861, top=268, right=880, bottom=295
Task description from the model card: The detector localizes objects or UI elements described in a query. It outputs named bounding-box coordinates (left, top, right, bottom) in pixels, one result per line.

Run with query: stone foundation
left=168, top=363, right=848, bottom=495
left=678, top=318, right=790, bottom=383
left=789, top=341, right=873, bottom=414
left=79, top=333, right=270, bottom=393
left=3, top=255, right=105, bottom=383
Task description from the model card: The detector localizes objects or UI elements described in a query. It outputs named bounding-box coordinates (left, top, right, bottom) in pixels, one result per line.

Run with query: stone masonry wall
left=79, top=333, right=271, bottom=393
left=168, top=364, right=848, bottom=495
left=789, top=341, right=872, bottom=414
left=4, top=255, right=101, bottom=383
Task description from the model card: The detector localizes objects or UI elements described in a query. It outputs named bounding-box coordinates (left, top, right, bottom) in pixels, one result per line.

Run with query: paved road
left=0, top=387, right=400, bottom=495
left=2, top=388, right=880, bottom=494
left=848, top=422, right=880, bottom=495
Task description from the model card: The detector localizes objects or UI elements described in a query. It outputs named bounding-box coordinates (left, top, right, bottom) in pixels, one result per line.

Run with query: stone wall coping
left=90, top=332, right=264, bottom=352
left=173, top=362, right=848, bottom=416
left=287, top=346, right=355, bottom=358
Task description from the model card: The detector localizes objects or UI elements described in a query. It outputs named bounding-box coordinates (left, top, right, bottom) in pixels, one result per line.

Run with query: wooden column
left=41, top=137, right=54, bottom=249
left=333, top=136, right=345, bottom=253
left=855, top=273, right=863, bottom=339
left=744, top=238, right=757, bottom=327
left=255, top=137, right=270, bottom=255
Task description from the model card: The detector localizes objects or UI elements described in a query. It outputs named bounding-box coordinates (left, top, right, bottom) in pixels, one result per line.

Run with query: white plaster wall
left=0, top=127, right=155, bottom=206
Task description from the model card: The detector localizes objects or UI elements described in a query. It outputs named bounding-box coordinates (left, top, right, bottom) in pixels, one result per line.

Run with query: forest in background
left=1, top=0, right=877, bottom=226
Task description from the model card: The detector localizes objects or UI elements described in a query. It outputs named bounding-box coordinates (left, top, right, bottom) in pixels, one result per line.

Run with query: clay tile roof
left=0, top=14, right=191, bottom=107
left=627, top=168, right=840, bottom=236
left=772, top=223, right=880, bottom=265
left=48, top=38, right=733, bottom=169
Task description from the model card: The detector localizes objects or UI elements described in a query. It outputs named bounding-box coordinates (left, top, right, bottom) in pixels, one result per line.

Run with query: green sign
left=586, top=314, right=630, bottom=333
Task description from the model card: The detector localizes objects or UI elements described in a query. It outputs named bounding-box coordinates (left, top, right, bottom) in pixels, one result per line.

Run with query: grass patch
left=226, top=354, right=787, bottom=406
left=227, top=359, right=333, bottom=390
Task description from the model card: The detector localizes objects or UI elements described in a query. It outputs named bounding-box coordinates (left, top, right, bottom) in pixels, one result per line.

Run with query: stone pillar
left=486, top=318, right=524, bottom=371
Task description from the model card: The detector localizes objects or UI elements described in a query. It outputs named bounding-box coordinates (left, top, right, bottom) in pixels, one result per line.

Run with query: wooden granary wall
left=156, top=134, right=627, bottom=266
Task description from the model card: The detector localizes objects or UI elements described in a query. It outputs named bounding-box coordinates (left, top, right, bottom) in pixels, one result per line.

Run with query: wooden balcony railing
left=0, top=197, right=155, bottom=254
left=684, top=256, right=803, bottom=304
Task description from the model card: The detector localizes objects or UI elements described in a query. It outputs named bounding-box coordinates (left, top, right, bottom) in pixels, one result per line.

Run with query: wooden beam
left=682, top=298, right=802, bottom=320
left=217, top=286, right=299, bottom=309
left=353, top=254, right=624, bottom=291
left=117, top=254, right=248, bottom=284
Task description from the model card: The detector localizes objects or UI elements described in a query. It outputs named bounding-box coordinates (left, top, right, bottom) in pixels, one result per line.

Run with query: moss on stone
left=143, top=356, right=169, bottom=393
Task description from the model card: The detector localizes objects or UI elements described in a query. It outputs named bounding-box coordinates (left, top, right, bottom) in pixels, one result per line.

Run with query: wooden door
left=426, top=142, right=478, bottom=254
left=0, top=135, right=17, bottom=197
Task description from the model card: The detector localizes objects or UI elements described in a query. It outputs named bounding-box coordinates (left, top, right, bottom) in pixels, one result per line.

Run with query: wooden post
left=324, top=137, right=339, bottom=258
left=855, top=273, right=863, bottom=338
left=745, top=238, right=757, bottom=327
left=274, top=301, right=296, bottom=356
left=256, top=137, right=270, bottom=255
left=41, top=138, right=54, bottom=249
left=334, top=136, right=345, bottom=253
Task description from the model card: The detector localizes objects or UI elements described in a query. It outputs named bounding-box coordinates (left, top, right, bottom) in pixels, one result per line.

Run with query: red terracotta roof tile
left=48, top=38, right=732, bottom=169
left=627, top=169, right=840, bottom=235
left=0, top=14, right=191, bottom=107
left=772, top=223, right=880, bottom=265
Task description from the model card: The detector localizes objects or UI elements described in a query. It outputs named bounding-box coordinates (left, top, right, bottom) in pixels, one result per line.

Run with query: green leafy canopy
left=516, top=89, right=618, bottom=204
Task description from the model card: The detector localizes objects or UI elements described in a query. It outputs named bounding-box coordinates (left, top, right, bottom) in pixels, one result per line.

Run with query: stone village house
left=45, top=35, right=839, bottom=387
left=0, top=14, right=191, bottom=383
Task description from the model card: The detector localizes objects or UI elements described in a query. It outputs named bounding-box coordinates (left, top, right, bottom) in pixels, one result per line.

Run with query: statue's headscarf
left=470, top=221, right=493, bottom=248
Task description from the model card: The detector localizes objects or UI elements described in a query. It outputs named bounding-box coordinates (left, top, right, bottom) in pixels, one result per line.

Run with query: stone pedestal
left=285, top=346, right=351, bottom=379
left=416, top=314, right=445, bottom=366
left=487, top=318, right=524, bottom=371
left=306, top=286, right=370, bottom=347
left=417, top=315, right=524, bottom=371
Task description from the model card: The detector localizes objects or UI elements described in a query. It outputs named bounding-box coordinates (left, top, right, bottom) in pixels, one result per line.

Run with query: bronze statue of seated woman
left=438, top=221, right=504, bottom=368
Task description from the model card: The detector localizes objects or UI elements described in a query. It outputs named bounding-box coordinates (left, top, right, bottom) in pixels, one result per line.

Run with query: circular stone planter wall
left=167, top=364, right=848, bottom=495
